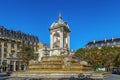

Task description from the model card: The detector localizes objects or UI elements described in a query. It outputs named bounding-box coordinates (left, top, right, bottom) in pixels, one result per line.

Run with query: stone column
left=60, top=32, right=63, bottom=48
left=50, top=33, right=53, bottom=49
left=50, top=32, right=54, bottom=56
left=7, top=43, right=11, bottom=56
left=1, top=42, right=4, bottom=72
left=68, top=33, right=70, bottom=50
left=19, top=61, right=21, bottom=70
left=7, top=60, right=10, bottom=72
left=13, top=61, right=16, bottom=71
left=24, top=65, right=26, bottom=70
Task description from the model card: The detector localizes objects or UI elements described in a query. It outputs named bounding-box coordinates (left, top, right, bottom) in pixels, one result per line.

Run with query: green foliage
left=2, top=60, right=7, bottom=66
left=20, top=46, right=37, bottom=67
left=33, top=54, right=38, bottom=60
left=113, top=52, right=120, bottom=67
left=75, top=46, right=120, bottom=71
left=75, top=48, right=85, bottom=60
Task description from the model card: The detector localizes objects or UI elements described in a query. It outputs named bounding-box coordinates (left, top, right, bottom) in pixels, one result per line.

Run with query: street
left=104, top=74, right=120, bottom=80
left=0, top=72, right=9, bottom=80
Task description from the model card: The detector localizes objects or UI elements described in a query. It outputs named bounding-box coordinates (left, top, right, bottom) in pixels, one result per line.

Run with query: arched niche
left=53, top=32, right=60, bottom=48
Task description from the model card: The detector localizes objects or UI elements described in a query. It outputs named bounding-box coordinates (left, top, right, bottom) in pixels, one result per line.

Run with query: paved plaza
left=0, top=72, right=120, bottom=80
left=104, top=74, right=120, bottom=80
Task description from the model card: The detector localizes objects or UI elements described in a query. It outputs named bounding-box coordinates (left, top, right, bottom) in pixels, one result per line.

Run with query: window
left=116, top=41, right=120, bottom=45
left=4, top=42, right=7, bottom=47
left=96, top=43, right=101, bottom=47
left=101, top=43, right=105, bottom=46
left=4, top=53, right=7, bottom=58
left=113, top=42, right=116, bottom=45
left=10, top=61, right=14, bottom=65
left=0, top=48, right=1, bottom=52
left=11, top=43, right=14, bottom=48
left=0, top=42, right=2, bottom=47
left=0, top=48, right=1, bottom=57
left=107, top=42, right=110, bottom=46
left=16, top=61, right=19, bottom=65
left=4, top=48, right=7, bottom=53
left=90, top=44, right=94, bottom=47
left=17, top=44, right=20, bottom=49
left=0, top=32, right=2, bottom=36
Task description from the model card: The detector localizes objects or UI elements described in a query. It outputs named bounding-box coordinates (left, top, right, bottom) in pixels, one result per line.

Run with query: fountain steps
left=27, top=69, right=85, bottom=72
left=26, top=56, right=92, bottom=75
left=11, top=56, right=92, bottom=78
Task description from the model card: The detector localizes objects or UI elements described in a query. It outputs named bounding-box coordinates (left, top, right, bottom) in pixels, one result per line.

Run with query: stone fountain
left=11, top=14, right=92, bottom=78
left=28, top=55, right=91, bottom=73
left=11, top=55, right=92, bottom=78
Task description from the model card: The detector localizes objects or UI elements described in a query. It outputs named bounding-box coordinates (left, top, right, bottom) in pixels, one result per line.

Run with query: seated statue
left=38, top=48, right=43, bottom=62
left=63, top=57, right=71, bottom=69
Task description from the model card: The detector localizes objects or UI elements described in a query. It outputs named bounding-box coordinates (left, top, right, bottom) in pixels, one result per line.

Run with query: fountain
left=28, top=55, right=91, bottom=72
left=10, top=55, right=92, bottom=78
left=11, top=14, right=92, bottom=78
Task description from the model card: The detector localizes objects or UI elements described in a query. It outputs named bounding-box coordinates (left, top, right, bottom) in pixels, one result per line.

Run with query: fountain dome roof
left=50, top=13, right=70, bottom=30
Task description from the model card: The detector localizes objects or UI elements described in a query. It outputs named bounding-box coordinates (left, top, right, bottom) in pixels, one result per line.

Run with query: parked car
left=112, top=67, right=120, bottom=74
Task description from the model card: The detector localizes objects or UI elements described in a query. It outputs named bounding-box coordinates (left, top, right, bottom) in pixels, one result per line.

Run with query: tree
left=88, top=47, right=103, bottom=70
left=74, top=46, right=119, bottom=71
left=101, top=46, right=119, bottom=71
left=20, top=46, right=36, bottom=69
left=113, top=48, right=120, bottom=67
left=74, top=48, right=85, bottom=60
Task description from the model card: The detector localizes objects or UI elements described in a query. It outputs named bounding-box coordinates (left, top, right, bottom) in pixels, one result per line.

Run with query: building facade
left=86, top=37, right=120, bottom=48
left=0, top=26, right=39, bottom=72
left=49, top=14, right=71, bottom=56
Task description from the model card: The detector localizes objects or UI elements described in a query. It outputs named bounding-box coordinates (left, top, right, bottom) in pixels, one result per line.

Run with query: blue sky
left=0, top=0, right=120, bottom=50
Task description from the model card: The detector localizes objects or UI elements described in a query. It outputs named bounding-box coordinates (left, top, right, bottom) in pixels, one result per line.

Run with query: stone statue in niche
left=64, top=42, right=68, bottom=48
left=53, top=37, right=60, bottom=48
left=65, top=43, right=68, bottom=48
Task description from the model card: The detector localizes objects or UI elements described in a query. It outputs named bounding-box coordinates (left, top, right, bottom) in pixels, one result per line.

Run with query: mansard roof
left=0, top=25, right=39, bottom=42
left=86, top=37, right=120, bottom=45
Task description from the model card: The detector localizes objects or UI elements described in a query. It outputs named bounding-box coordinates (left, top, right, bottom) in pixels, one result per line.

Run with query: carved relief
left=50, top=31, right=52, bottom=34
left=63, top=57, right=70, bottom=70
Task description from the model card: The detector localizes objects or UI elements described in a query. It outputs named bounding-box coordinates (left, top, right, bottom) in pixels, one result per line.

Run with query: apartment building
left=0, top=26, right=39, bottom=72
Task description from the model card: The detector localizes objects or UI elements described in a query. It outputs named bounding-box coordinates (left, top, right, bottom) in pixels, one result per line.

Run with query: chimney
left=93, top=40, right=96, bottom=44
left=105, top=38, right=107, bottom=42
left=112, top=36, right=114, bottom=41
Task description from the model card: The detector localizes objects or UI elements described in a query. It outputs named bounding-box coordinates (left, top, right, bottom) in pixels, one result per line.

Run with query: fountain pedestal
left=11, top=56, right=92, bottom=78
left=28, top=56, right=91, bottom=72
